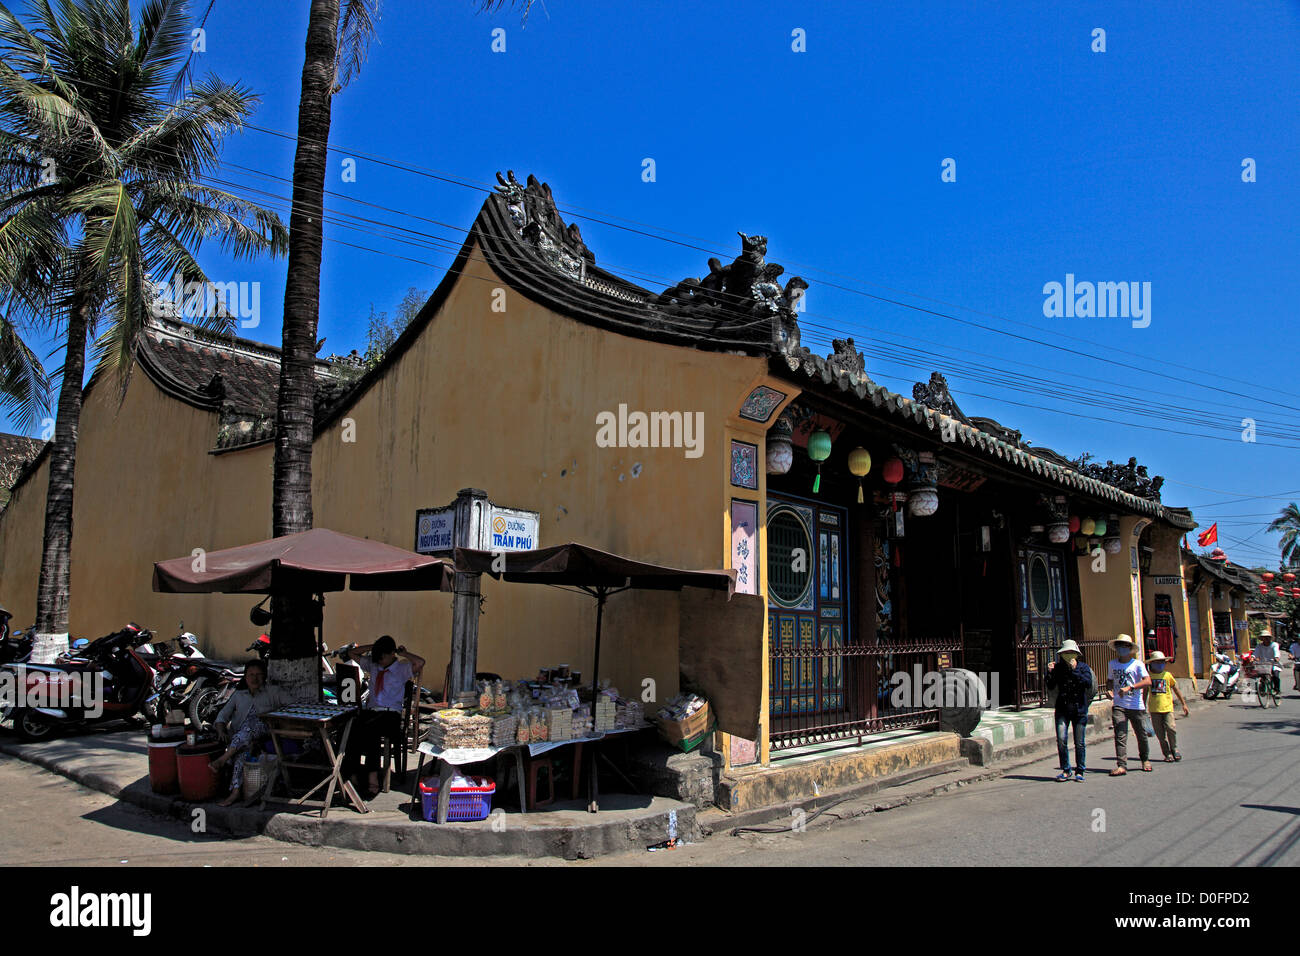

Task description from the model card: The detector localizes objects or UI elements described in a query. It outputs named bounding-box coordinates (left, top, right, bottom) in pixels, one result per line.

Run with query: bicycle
left=1245, top=662, right=1280, bottom=709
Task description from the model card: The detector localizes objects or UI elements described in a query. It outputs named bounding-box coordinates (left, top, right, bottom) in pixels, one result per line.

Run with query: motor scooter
left=1204, top=651, right=1241, bottom=700
left=3, top=624, right=159, bottom=741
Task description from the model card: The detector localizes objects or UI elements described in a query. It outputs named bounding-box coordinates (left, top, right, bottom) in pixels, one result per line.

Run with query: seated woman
left=209, top=659, right=290, bottom=806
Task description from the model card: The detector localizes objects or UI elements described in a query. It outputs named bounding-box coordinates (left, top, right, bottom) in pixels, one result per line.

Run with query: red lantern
left=1292, top=589, right=1300, bottom=598
left=1068, top=515, right=1081, bottom=533
left=1275, top=586, right=1285, bottom=595
left=1263, top=572, right=1275, bottom=582
left=882, top=458, right=904, bottom=485
left=1284, top=572, right=1296, bottom=583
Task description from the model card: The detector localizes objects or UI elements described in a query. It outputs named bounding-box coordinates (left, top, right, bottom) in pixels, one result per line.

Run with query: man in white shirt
left=342, top=635, right=425, bottom=797
left=1254, top=631, right=1281, bottom=696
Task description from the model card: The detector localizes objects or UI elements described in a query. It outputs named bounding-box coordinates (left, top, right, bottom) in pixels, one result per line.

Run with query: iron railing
left=769, top=637, right=964, bottom=753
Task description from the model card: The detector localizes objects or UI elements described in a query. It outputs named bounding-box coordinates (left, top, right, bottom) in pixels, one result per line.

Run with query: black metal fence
left=769, top=637, right=965, bottom=753
left=1015, top=634, right=1113, bottom=709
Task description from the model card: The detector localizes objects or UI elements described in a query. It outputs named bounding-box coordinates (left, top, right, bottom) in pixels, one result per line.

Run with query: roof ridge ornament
left=494, top=170, right=594, bottom=282
left=653, top=232, right=806, bottom=354
left=912, top=371, right=966, bottom=421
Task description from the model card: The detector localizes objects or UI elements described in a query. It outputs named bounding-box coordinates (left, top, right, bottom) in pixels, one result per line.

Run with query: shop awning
left=152, top=528, right=455, bottom=594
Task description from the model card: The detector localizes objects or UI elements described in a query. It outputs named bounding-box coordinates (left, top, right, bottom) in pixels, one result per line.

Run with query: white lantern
left=1048, top=522, right=1070, bottom=544
left=909, top=488, right=939, bottom=517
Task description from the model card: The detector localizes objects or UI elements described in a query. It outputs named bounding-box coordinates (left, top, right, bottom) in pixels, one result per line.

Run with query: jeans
left=1112, top=706, right=1150, bottom=767
left=1055, top=714, right=1086, bottom=772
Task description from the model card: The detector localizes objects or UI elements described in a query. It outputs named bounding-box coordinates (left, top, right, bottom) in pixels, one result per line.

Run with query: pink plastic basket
left=419, top=776, right=496, bottom=822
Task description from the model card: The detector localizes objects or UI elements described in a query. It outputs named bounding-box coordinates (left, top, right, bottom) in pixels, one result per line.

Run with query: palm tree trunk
left=270, top=0, right=341, bottom=700
left=29, top=283, right=93, bottom=663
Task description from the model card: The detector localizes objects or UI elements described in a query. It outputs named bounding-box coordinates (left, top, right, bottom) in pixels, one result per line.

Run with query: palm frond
left=335, top=0, right=380, bottom=91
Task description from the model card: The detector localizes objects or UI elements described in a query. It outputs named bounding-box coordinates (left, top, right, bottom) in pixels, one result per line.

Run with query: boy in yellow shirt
left=1146, top=651, right=1188, bottom=762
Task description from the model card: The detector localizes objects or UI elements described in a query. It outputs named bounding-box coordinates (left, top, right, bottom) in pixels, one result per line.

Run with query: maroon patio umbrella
left=454, top=542, right=736, bottom=811
left=153, top=528, right=455, bottom=594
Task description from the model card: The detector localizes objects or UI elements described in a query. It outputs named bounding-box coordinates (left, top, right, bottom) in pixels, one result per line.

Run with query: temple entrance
left=766, top=493, right=849, bottom=742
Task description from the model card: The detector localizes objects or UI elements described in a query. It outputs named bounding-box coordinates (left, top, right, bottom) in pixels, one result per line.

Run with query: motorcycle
left=1204, top=651, right=1242, bottom=700
left=0, top=608, right=33, bottom=666
left=2, top=623, right=159, bottom=741
left=147, top=629, right=243, bottom=731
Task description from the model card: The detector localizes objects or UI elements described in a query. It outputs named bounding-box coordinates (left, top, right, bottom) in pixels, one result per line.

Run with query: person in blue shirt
left=1105, top=633, right=1152, bottom=776
left=1046, top=639, right=1096, bottom=782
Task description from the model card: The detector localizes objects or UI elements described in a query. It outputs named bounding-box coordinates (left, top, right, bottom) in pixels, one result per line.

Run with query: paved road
left=1, top=689, right=1296, bottom=867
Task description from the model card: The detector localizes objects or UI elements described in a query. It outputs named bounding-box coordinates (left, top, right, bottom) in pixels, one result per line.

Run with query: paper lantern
left=1080, top=517, right=1096, bottom=536
left=1275, top=586, right=1285, bottom=595
left=1048, top=522, right=1070, bottom=544
left=1211, top=548, right=1227, bottom=562
left=1074, top=535, right=1088, bottom=551
left=807, top=429, right=832, bottom=493
left=847, top=447, right=872, bottom=504
left=1104, top=536, right=1123, bottom=554
left=1068, top=516, right=1081, bottom=534
left=909, top=488, right=939, bottom=517
left=1263, top=572, right=1275, bottom=582
left=1092, top=518, right=1108, bottom=536
left=1292, top=588, right=1300, bottom=598
left=766, top=416, right=794, bottom=475
left=1284, top=572, right=1296, bottom=583
left=882, top=457, right=904, bottom=485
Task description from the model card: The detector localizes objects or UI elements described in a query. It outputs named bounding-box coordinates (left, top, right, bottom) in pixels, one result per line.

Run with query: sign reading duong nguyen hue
left=415, top=507, right=455, bottom=553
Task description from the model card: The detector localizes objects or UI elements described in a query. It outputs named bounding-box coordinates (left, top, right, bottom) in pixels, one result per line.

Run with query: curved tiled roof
left=311, top=170, right=1197, bottom=530
left=772, top=346, right=1194, bottom=528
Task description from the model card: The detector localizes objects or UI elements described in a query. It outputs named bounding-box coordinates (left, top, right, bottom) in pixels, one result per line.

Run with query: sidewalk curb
left=0, top=737, right=694, bottom=859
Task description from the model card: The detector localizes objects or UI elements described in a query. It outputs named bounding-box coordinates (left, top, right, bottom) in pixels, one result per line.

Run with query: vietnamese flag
left=1197, top=523, right=1218, bottom=547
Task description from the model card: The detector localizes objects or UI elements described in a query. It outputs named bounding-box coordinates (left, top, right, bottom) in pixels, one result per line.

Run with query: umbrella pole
left=588, top=588, right=605, bottom=813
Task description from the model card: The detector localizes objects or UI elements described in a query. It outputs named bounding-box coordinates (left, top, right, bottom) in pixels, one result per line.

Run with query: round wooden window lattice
left=767, top=505, right=813, bottom=608
left=1029, top=554, right=1052, bottom=617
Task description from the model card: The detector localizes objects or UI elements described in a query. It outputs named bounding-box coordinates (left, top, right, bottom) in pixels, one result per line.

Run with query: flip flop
left=1141, top=762, right=1153, bottom=772
left=1109, top=767, right=1127, bottom=776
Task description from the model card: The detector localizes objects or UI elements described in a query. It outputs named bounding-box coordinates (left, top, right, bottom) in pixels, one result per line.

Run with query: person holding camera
left=1046, top=639, right=1096, bottom=782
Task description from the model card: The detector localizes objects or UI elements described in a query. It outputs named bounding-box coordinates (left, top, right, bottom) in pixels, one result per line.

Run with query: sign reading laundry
left=595, top=404, right=703, bottom=458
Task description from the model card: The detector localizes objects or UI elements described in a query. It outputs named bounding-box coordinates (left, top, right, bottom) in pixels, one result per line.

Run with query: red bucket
left=176, top=741, right=223, bottom=802
left=147, top=740, right=182, bottom=794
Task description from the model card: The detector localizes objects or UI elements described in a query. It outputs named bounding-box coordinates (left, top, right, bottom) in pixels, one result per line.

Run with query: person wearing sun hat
left=1145, top=651, right=1188, bottom=762
left=1105, top=633, right=1153, bottom=775
left=1046, top=639, right=1096, bottom=781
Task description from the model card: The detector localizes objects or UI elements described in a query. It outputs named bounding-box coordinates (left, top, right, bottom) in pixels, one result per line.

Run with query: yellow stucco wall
left=0, top=372, right=274, bottom=647
left=0, top=240, right=768, bottom=701
left=309, top=245, right=766, bottom=696
left=1075, top=516, right=1147, bottom=642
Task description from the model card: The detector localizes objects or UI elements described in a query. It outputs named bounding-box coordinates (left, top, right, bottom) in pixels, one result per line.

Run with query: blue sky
left=5, top=0, right=1299, bottom=565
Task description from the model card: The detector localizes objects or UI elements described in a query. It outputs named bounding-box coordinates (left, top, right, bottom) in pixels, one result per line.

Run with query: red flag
left=1197, top=523, right=1218, bottom=547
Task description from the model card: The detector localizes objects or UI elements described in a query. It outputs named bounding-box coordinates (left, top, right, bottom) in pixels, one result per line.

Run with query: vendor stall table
left=413, top=724, right=651, bottom=824
left=263, top=705, right=367, bottom=818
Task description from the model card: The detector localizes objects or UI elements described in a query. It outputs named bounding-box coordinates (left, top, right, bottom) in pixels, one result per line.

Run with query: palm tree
left=0, top=0, right=288, bottom=660
left=1268, top=503, right=1300, bottom=568
left=268, top=0, right=378, bottom=698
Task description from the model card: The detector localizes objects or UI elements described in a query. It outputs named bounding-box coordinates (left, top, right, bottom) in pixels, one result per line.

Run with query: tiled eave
left=774, top=350, right=1195, bottom=530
